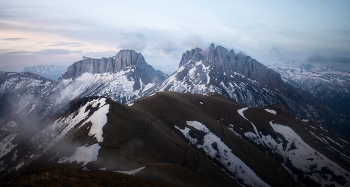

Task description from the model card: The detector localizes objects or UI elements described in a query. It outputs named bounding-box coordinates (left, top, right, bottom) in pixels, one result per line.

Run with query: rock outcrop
left=179, top=44, right=286, bottom=89
left=62, top=50, right=165, bottom=81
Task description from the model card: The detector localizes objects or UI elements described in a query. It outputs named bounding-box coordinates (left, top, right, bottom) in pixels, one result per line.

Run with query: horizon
left=1, top=0, right=350, bottom=74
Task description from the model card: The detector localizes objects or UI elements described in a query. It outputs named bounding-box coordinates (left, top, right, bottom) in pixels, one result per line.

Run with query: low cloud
left=48, top=42, right=84, bottom=47
left=119, top=33, right=147, bottom=52
left=182, top=34, right=209, bottom=50
left=2, top=50, right=31, bottom=55
left=83, top=51, right=118, bottom=59
left=306, top=54, right=350, bottom=64
left=305, top=54, right=350, bottom=71
left=35, top=49, right=82, bottom=55
left=1, top=38, right=26, bottom=41
left=152, top=39, right=181, bottom=55
left=269, top=47, right=290, bottom=62
left=2, top=49, right=83, bottom=56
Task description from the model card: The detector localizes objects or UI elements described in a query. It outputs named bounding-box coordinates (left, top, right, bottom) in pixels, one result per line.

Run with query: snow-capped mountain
left=144, top=44, right=330, bottom=121
left=1, top=45, right=350, bottom=186
left=270, top=62, right=350, bottom=115
left=0, top=46, right=347, bottom=136
left=1, top=92, right=349, bottom=187
left=0, top=72, right=53, bottom=120
left=24, top=65, right=69, bottom=80
left=40, top=49, right=167, bottom=116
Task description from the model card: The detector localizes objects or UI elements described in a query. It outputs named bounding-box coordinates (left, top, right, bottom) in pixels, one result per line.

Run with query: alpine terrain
left=270, top=62, right=350, bottom=115
left=0, top=44, right=349, bottom=187
left=0, top=92, right=349, bottom=187
left=24, top=65, right=69, bottom=81
left=143, top=44, right=342, bottom=134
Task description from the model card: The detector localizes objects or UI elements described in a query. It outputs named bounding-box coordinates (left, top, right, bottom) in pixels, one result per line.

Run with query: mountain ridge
left=62, top=50, right=166, bottom=81
left=179, top=43, right=288, bottom=90
left=1, top=92, right=349, bottom=186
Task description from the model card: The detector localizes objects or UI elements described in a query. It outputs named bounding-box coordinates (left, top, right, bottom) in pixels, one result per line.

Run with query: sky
left=1, top=0, right=350, bottom=74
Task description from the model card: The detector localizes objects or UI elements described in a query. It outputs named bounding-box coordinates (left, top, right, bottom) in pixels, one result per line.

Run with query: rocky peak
left=178, top=44, right=287, bottom=89
left=179, top=48, right=203, bottom=67
left=62, top=50, right=148, bottom=80
left=114, top=50, right=146, bottom=71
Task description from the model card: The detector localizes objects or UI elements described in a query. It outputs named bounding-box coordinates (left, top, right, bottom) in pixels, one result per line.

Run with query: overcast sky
left=1, top=0, right=350, bottom=74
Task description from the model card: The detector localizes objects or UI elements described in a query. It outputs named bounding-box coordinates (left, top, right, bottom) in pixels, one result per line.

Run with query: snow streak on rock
left=0, top=133, right=18, bottom=159
left=238, top=108, right=264, bottom=146
left=176, top=121, right=270, bottom=187
left=264, top=109, right=277, bottom=115
left=269, top=121, right=350, bottom=187
left=115, top=167, right=146, bottom=175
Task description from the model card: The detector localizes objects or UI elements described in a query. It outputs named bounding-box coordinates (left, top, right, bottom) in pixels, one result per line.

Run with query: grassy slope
left=132, top=92, right=300, bottom=187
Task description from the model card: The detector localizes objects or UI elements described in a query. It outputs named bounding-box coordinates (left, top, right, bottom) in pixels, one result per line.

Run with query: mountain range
left=1, top=44, right=350, bottom=186
left=24, top=65, right=69, bottom=81
left=270, top=62, right=350, bottom=115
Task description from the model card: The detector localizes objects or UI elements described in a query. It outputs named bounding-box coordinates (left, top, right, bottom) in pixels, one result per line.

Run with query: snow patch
left=115, top=166, right=145, bottom=175
left=58, top=143, right=101, bottom=166
left=269, top=121, right=350, bottom=186
left=264, top=109, right=276, bottom=115
left=85, top=104, right=110, bottom=142
left=0, top=133, right=18, bottom=158
left=1, top=121, right=18, bottom=131
left=26, top=104, right=36, bottom=115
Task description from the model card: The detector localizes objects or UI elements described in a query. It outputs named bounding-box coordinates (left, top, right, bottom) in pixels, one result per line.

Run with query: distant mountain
left=1, top=45, right=348, bottom=136
left=1, top=92, right=349, bottom=187
left=143, top=44, right=331, bottom=122
left=24, top=65, right=68, bottom=80
left=41, top=50, right=167, bottom=116
left=270, top=62, right=350, bottom=115
left=0, top=72, right=53, bottom=120
left=1, top=45, right=350, bottom=186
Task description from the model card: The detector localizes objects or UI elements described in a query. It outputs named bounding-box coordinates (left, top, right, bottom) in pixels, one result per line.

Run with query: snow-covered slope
left=24, top=65, right=68, bottom=80
left=43, top=67, right=157, bottom=116
left=270, top=62, right=350, bottom=115
left=40, top=50, right=166, bottom=116
left=0, top=97, right=109, bottom=178
left=0, top=72, right=53, bottom=120
left=234, top=106, right=350, bottom=186
left=144, top=44, right=329, bottom=121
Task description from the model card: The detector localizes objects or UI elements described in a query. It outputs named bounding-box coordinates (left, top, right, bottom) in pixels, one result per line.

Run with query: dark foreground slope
left=1, top=92, right=349, bottom=186
left=1, top=167, right=177, bottom=187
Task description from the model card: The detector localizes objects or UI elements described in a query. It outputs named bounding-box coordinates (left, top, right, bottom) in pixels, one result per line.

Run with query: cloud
left=152, top=39, right=181, bottom=55
left=304, top=54, right=350, bottom=71
left=48, top=42, right=84, bottom=47
left=83, top=51, right=118, bottom=59
left=306, top=54, right=350, bottom=64
left=1, top=38, right=27, bottom=41
left=118, top=33, right=147, bottom=52
left=2, top=50, right=31, bottom=55
left=182, top=34, right=209, bottom=50
left=35, top=49, right=83, bottom=55
left=1, top=49, right=83, bottom=56
left=269, top=47, right=290, bottom=62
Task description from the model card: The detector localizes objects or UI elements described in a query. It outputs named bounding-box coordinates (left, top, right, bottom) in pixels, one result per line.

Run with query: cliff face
left=179, top=44, right=285, bottom=89
left=62, top=50, right=153, bottom=80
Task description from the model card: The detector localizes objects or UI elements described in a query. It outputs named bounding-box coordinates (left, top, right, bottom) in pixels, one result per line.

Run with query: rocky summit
left=146, top=44, right=332, bottom=126
left=62, top=50, right=166, bottom=81
left=179, top=44, right=287, bottom=90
